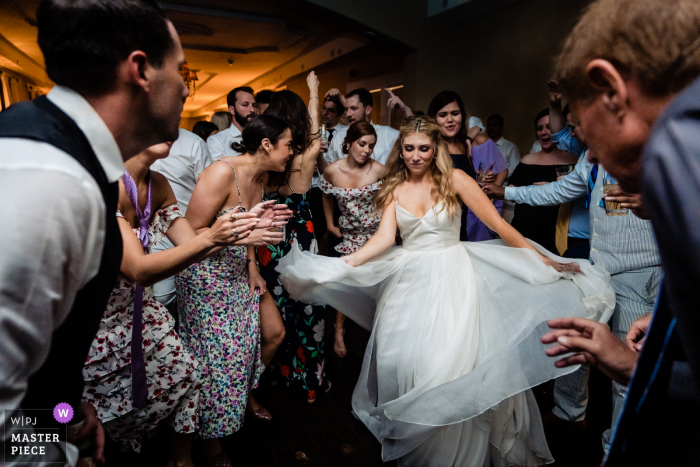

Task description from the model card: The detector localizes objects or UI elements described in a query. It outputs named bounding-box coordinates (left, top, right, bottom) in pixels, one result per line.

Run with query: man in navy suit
left=540, top=0, right=700, bottom=464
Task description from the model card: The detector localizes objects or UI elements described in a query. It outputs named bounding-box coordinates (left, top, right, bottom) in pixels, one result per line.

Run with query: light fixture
left=180, top=61, right=199, bottom=98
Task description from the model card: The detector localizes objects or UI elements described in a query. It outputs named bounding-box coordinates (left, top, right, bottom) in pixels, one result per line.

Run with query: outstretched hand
left=307, top=71, right=319, bottom=95
left=542, top=317, right=638, bottom=386
left=541, top=256, right=582, bottom=274
left=256, top=203, right=293, bottom=229
left=482, top=183, right=505, bottom=199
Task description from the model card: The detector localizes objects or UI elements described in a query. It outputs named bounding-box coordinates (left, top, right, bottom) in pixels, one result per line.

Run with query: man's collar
left=47, top=86, right=124, bottom=183
left=495, top=137, right=505, bottom=145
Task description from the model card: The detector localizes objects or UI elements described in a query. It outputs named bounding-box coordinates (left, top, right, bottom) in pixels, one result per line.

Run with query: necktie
left=328, top=127, right=335, bottom=141
left=586, top=160, right=606, bottom=208
left=555, top=201, right=573, bottom=256
left=121, top=170, right=152, bottom=409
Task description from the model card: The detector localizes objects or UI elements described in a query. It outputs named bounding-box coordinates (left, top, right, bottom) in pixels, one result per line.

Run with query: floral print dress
left=258, top=187, right=330, bottom=399
left=176, top=206, right=263, bottom=439
left=318, top=176, right=382, bottom=255
left=82, top=205, right=200, bottom=452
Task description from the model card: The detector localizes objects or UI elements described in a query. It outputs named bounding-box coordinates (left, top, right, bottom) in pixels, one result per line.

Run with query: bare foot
left=334, top=326, right=347, bottom=358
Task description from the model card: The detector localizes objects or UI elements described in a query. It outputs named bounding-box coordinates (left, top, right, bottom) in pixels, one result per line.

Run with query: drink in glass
left=603, top=177, right=628, bottom=216
left=556, top=165, right=573, bottom=178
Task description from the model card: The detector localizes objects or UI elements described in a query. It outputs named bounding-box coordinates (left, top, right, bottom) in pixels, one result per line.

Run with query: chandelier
left=180, top=62, right=199, bottom=99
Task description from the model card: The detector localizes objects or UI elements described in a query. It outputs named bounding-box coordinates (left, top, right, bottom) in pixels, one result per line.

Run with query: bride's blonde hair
left=375, top=115, right=459, bottom=217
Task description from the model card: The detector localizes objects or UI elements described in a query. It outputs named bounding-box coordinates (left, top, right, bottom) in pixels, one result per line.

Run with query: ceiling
left=0, top=0, right=410, bottom=116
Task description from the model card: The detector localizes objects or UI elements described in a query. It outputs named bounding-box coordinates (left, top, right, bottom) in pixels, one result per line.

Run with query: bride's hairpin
left=414, top=119, right=422, bottom=132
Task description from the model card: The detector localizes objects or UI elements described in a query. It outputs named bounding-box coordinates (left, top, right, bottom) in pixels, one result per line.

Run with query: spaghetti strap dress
left=176, top=161, right=263, bottom=438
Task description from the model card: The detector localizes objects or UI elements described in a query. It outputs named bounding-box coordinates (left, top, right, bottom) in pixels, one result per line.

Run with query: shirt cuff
left=504, top=186, right=518, bottom=201
left=551, top=126, right=571, bottom=144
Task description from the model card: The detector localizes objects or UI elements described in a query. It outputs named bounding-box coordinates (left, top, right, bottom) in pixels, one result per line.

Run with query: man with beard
left=540, top=0, right=700, bottom=464
left=324, top=88, right=398, bottom=165
left=0, top=0, right=189, bottom=464
left=207, top=85, right=257, bottom=159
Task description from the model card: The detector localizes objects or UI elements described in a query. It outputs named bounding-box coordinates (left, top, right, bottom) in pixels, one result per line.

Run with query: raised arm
left=453, top=170, right=578, bottom=272
left=342, top=199, right=398, bottom=267
left=547, top=80, right=566, bottom=135
left=386, top=88, right=413, bottom=118
left=298, top=72, right=323, bottom=186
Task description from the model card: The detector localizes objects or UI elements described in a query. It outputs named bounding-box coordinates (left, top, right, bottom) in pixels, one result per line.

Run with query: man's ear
left=365, top=105, right=373, bottom=117
left=124, top=50, right=151, bottom=92
left=586, top=59, right=629, bottom=116
left=228, top=105, right=236, bottom=116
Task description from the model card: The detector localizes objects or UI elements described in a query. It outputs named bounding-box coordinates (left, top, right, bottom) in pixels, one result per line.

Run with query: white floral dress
left=82, top=205, right=200, bottom=452
left=318, top=176, right=382, bottom=256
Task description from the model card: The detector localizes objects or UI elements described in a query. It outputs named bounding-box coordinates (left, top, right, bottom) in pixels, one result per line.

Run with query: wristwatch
left=247, top=258, right=260, bottom=271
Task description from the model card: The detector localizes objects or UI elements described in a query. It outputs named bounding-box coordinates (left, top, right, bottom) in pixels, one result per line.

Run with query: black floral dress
left=257, top=187, right=330, bottom=399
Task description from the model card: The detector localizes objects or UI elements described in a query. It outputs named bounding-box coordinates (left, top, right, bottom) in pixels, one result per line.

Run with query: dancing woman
left=82, top=142, right=259, bottom=466
left=278, top=116, right=614, bottom=466
left=258, top=72, right=332, bottom=401
left=177, top=115, right=293, bottom=465
left=320, top=121, right=384, bottom=357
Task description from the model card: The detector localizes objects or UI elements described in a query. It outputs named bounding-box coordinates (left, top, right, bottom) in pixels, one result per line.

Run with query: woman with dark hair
left=257, top=72, right=332, bottom=402
left=389, top=90, right=509, bottom=241
left=192, top=120, right=219, bottom=142
left=177, top=115, right=293, bottom=466
left=320, top=121, right=384, bottom=357
left=507, top=109, right=579, bottom=253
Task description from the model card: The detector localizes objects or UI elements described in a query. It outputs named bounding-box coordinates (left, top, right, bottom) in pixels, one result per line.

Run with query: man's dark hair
left=346, top=88, right=373, bottom=108
left=487, top=114, right=504, bottom=126
left=227, top=86, right=255, bottom=108
left=323, top=95, right=345, bottom=116
left=255, top=89, right=274, bottom=105
left=534, top=108, right=550, bottom=129
left=37, top=0, right=174, bottom=96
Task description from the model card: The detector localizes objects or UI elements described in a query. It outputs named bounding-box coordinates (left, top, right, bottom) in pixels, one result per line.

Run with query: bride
left=277, top=116, right=614, bottom=466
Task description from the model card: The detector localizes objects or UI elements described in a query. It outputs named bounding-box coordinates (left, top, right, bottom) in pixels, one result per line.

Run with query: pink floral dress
left=82, top=205, right=200, bottom=452
left=176, top=206, right=263, bottom=439
left=319, top=176, right=382, bottom=255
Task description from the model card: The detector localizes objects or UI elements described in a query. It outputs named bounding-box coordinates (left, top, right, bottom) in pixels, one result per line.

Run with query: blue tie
left=586, top=164, right=605, bottom=208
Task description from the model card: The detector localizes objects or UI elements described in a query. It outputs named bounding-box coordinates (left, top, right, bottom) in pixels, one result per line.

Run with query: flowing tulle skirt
left=277, top=239, right=614, bottom=466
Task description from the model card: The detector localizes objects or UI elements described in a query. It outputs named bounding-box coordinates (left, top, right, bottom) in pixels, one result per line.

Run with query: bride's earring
left=399, top=153, right=404, bottom=159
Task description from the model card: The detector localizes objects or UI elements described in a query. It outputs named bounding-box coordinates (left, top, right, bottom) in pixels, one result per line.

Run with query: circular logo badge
left=53, top=403, right=74, bottom=424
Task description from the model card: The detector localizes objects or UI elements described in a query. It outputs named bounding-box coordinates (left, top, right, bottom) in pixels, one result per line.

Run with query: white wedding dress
left=277, top=201, right=614, bottom=466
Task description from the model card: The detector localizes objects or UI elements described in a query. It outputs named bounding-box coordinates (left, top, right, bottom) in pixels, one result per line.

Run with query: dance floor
left=103, top=318, right=612, bottom=466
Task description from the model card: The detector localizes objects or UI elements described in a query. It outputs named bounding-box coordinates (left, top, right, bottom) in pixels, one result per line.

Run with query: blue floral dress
left=258, top=188, right=330, bottom=399
left=176, top=206, right=263, bottom=439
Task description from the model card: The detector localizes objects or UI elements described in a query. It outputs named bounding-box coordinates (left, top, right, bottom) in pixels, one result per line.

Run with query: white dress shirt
left=0, top=85, right=124, bottom=465
left=530, top=140, right=542, bottom=154
left=151, top=128, right=213, bottom=306
left=152, top=128, right=213, bottom=214
left=495, top=137, right=521, bottom=178
left=324, top=121, right=399, bottom=165
left=206, top=122, right=243, bottom=160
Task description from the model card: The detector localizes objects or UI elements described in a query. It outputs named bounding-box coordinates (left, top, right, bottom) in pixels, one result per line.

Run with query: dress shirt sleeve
left=325, top=136, right=342, bottom=165
left=505, top=160, right=588, bottom=206
left=0, top=168, right=102, bottom=466
left=551, top=126, right=586, bottom=155
left=206, top=133, right=226, bottom=161
left=193, top=137, right=214, bottom=181
left=642, top=114, right=700, bottom=388
left=503, top=143, right=521, bottom=178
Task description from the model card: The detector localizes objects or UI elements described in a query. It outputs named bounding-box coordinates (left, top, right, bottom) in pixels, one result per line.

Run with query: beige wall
left=305, top=0, right=592, bottom=155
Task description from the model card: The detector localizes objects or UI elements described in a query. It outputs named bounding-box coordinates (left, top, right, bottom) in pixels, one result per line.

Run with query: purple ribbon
left=122, top=170, right=152, bottom=409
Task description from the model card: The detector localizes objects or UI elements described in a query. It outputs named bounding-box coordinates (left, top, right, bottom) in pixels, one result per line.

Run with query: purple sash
left=122, top=170, right=152, bottom=409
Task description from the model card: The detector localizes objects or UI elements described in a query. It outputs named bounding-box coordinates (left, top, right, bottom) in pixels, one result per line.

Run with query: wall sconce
left=180, top=62, right=199, bottom=98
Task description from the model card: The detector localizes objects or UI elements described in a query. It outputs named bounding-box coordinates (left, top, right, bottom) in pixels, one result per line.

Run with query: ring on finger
left=230, top=213, right=239, bottom=222
left=232, top=228, right=239, bottom=238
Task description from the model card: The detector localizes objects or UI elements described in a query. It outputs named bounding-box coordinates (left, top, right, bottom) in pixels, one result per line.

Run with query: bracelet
left=246, top=258, right=259, bottom=269
left=309, top=96, right=319, bottom=100
left=466, top=136, right=473, bottom=143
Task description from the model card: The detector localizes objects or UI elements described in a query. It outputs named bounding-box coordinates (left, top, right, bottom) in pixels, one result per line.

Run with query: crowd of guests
left=1, top=0, right=699, bottom=466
